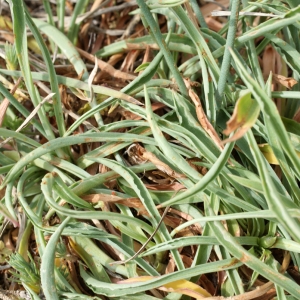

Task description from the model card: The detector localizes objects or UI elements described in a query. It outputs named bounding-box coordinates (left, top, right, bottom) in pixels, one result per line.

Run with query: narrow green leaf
left=229, top=48, right=300, bottom=179
left=40, top=214, right=71, bottom=300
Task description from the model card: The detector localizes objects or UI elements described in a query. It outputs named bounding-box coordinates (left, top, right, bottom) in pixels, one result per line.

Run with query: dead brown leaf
left=184, top=78, right=223, bottom=150
left=262, top=45, right=282, bottom=78
left=181, top=254, right=193, bottom=268
left=201, top=0, right=230, bottom=17
left=120, top=49, right=140, bottom=73
left=262, top=45, right=278, bottom=79
left=293, top=106, right=300, bottom=122
left=262, top=44, right=284, bottom=114
left=66, top=260, right=86, bottom=294
left=165, top=256, right=176, bottom=274
left=82, top=193, right=142, bottom=210
left=187, top=157, right=208, bottom=175
left=127, top=144, right=185, bottom=179
left=158, top=215, right=180, bottom=230
left=145, top=182, right=186, bottom=191
left=76, top=47, right=136, bottom=81
left=199, top=274, right=216, bottom=296
left=142, top=151, right=185, bottom=179
left=205, top=17, right=224, bottom=31
left=222, top=92, right=260, bottom=145
left=273, top=73, right=297, bottom=89
left=169, top=208, right=202, bottom=234
left=144, top=171, right=173, bottom=185
left=141, top=45, right=151, bottom=68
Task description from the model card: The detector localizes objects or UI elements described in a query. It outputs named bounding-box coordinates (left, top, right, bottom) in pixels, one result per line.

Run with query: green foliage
left=1, top=0, right=300, bottom=299
left=4, top=42, right=18, bottom=71
left=9, top=252, right=40, bottom=294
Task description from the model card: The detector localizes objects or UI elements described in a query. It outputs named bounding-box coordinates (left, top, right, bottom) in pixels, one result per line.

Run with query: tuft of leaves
left=8, top=252, right=40, bottom=294
left=1, top=0, right=300, bottom=299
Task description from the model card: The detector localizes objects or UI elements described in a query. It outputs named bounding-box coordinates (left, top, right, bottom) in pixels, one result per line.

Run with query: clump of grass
left=8, top=252, right=40, bottom=294
left=0, top=0, right=300, bottom=299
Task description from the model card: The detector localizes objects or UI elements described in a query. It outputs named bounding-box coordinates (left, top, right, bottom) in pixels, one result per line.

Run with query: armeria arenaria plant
left=0, top=0, right=300, bottom=299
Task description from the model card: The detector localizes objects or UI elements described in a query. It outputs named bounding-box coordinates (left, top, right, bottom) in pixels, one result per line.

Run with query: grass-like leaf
left=2, top=1, right=300, bottom=299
